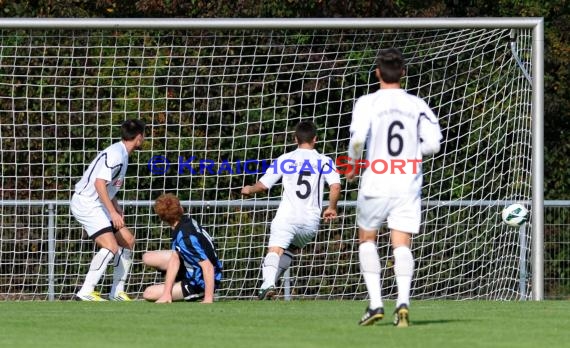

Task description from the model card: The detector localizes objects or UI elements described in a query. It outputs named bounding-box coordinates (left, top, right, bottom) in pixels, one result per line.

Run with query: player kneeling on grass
left=142, top=193, right=222, bottom=303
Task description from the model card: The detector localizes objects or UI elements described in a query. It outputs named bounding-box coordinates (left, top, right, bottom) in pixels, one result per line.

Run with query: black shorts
left=179, top=279, right=205, bottom=302
left=180, top=279, right=220, bottom=302
left=90, top=223, right=119, bottom=240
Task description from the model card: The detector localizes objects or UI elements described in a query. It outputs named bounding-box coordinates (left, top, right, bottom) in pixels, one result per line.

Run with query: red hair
left=154, top=193, right=183, bottom=225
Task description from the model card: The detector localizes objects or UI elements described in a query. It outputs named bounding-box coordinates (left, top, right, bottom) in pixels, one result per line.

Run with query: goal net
left=0, top=19, right=536, bottom=300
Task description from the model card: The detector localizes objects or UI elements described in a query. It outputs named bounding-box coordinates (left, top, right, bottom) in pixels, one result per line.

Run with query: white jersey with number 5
left=349, top=88, right=442, bottom=198
left=259, top=148, right=341, bottom=225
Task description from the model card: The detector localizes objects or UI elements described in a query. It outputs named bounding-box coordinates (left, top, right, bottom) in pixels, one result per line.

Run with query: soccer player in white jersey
left=345, top=48, right=442, bottom=327
left=241, top=121, right=341, bottom=299
left=70, top=119, right=146, bottom=301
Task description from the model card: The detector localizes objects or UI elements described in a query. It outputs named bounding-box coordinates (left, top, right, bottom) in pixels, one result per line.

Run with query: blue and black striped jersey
left=171, top=216, right=223, bottom=289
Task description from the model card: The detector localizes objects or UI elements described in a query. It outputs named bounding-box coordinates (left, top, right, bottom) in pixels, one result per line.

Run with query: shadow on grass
left=374, top=318, right=473, bottom=326
left=406, top=319, right=472, bottom=326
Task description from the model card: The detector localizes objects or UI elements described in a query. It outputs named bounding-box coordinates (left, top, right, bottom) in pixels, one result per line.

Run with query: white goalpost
left=0, top=18, right=543, bottom=301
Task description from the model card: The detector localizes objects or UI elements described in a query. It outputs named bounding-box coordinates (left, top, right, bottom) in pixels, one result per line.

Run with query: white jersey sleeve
left=94, top=150, right=121, bottom=182
left=417, top=103, right=443, bottom=155
left=322, top=156, right=341, bottom=187
left=348, top=97, right=371, bottom=163
left=74, top=141, right=129, bottom=202
left=258, top=159, right=283, bottom=190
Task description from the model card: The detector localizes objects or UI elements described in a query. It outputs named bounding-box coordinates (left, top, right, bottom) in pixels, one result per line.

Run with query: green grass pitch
left=1, top=300, right=568, bottom=348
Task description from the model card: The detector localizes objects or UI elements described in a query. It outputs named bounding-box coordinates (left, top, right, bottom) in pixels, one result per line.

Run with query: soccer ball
left=501, top=203, right=529, bottom=227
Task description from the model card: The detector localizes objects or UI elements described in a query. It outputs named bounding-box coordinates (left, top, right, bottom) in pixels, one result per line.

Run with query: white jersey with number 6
left=259, top=148, right=341, bottom=225
left=349, top=88, right=442, bottom=198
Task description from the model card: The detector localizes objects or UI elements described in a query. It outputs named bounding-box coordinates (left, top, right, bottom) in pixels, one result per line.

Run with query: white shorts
left=70, top=194, right=114, bottom=238
left=268, top=220, right=319, bottom=250
left=356, top=194, right=421, bottom=234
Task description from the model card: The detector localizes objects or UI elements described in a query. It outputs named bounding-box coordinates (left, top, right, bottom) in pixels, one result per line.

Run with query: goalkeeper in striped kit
left=346, top=48, right=442, bottom=327
left=241, top=121, right=341, bottom=300
left=70, top=119, right=146, bottom=301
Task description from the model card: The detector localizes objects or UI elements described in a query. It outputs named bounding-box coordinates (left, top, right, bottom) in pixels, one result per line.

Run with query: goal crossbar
left=0, top=17, right=544, bottom=29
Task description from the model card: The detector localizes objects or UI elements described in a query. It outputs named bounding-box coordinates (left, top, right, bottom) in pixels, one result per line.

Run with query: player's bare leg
left=143, top=282, right=185, bottom=302
left=142, top=250, right=175, bottom=270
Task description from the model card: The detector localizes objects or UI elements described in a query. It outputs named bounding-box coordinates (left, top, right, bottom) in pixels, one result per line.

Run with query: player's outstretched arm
left=199, top=259, right=216, bottom=304
left=156, top=251, right=180, bottom=304
left=241, top=181, right=268, bottom=196
left=323, top=183, right=341, bottom=222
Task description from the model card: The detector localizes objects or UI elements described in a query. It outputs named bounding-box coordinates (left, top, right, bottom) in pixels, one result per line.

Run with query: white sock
left=393, top=246, right=414, bottom=307
left=78, top=248, right=114, bottom=295
left=261, top=252, right=280, bottom=289
left=111, top=247, right=133, bottom=296
left=359, top=242, right=383, bottom=309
